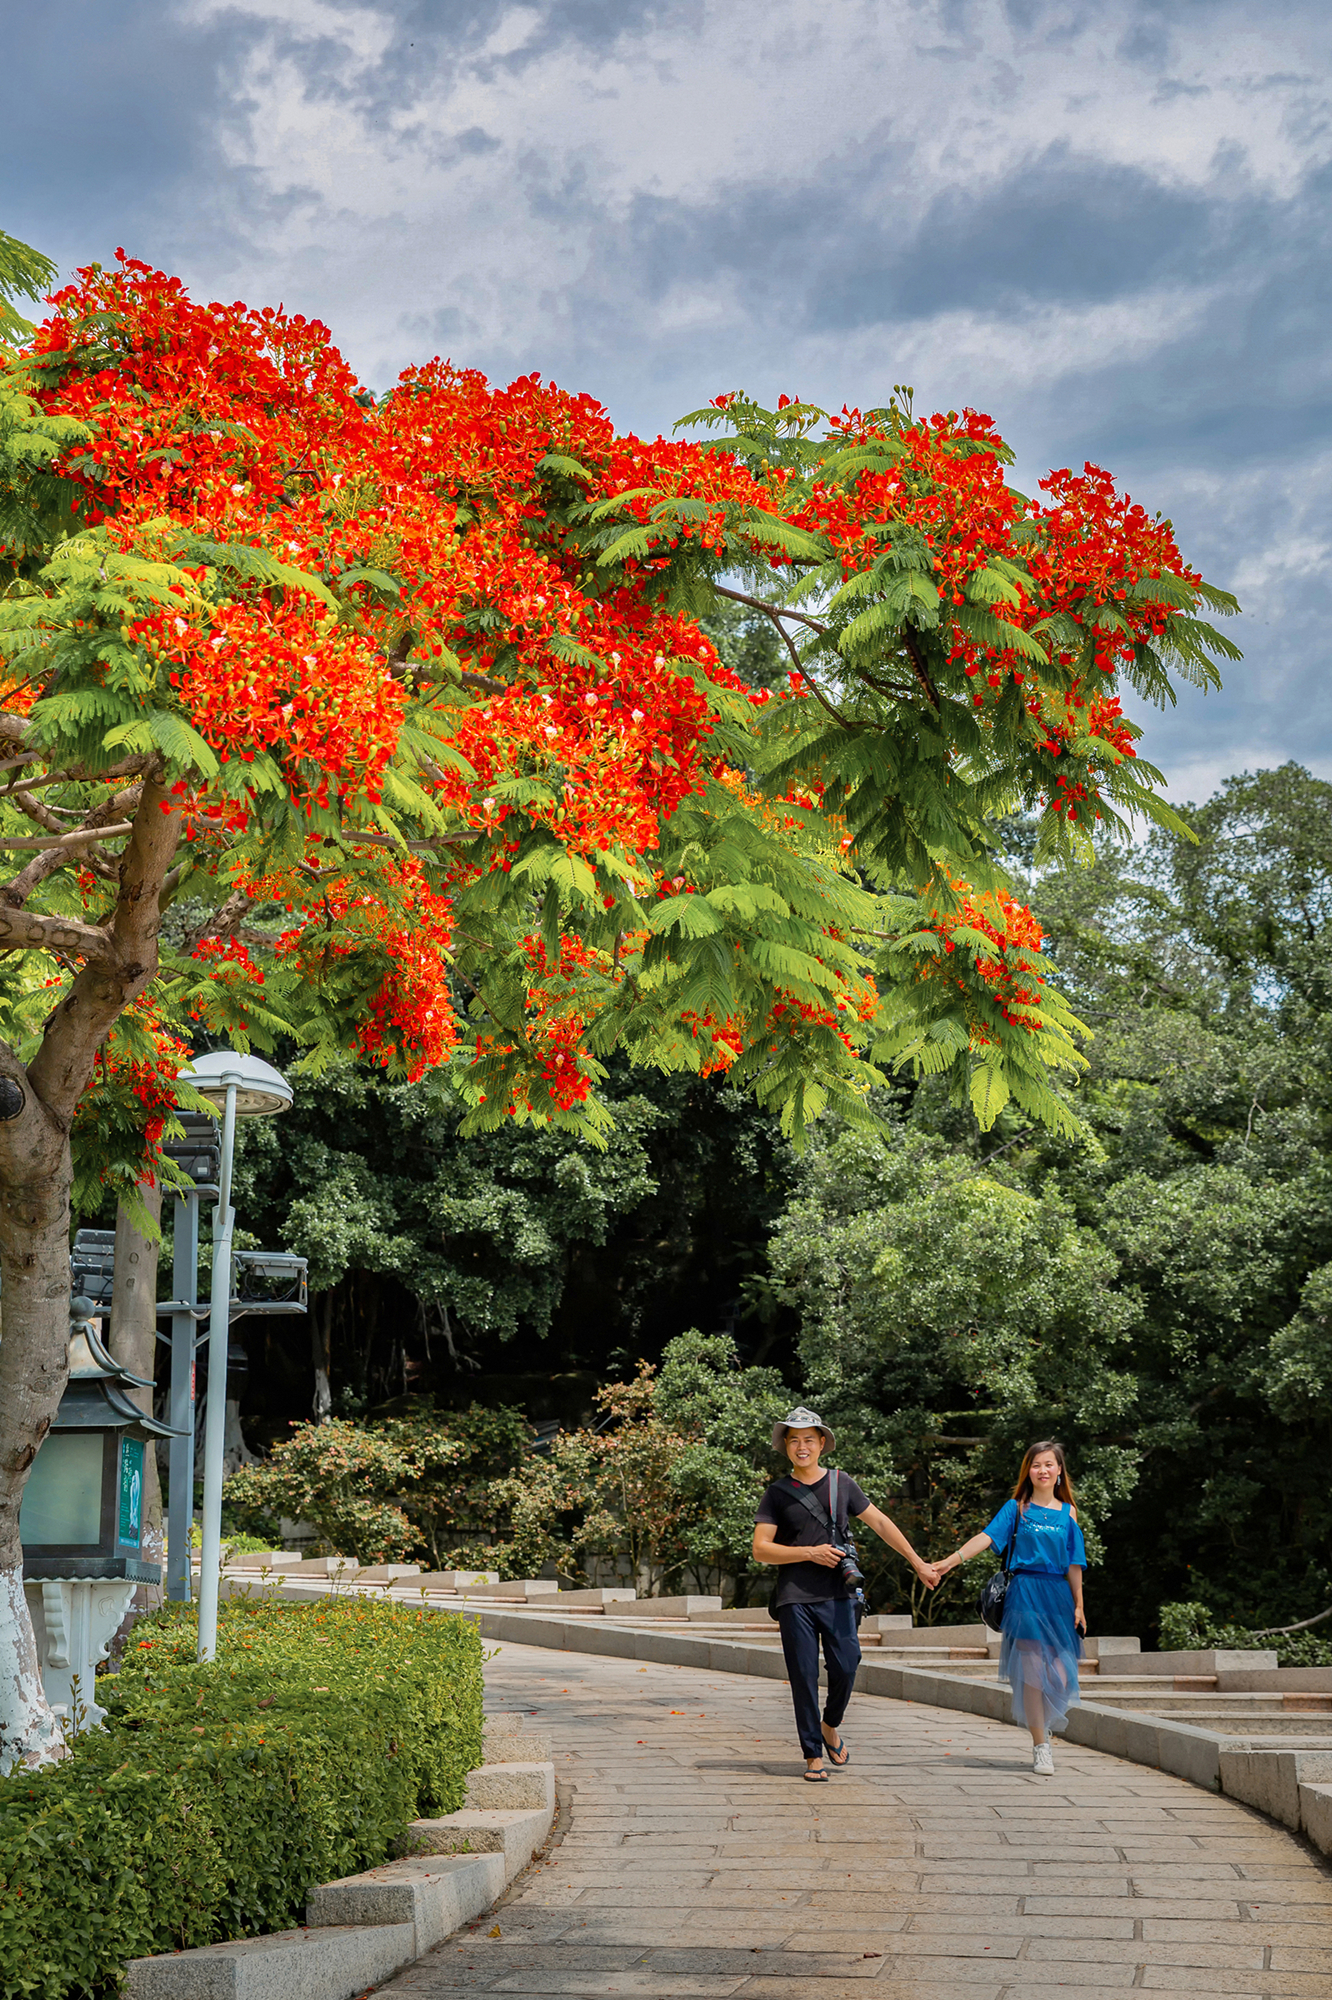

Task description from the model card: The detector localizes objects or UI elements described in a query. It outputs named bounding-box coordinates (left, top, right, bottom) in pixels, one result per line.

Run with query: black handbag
left=976, top=1506, right=1019, bottom=1630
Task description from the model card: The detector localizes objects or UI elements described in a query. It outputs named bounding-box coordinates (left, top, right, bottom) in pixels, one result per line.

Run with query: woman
left=935, top=1440, right=1086, bottom=1775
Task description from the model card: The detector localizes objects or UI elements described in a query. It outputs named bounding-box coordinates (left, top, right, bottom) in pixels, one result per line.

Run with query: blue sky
left=8, top=0, right=1330, bottom=806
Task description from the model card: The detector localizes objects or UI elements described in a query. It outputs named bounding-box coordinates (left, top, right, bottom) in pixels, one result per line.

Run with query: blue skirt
left=997, top=1570, right=1083, bottom=1735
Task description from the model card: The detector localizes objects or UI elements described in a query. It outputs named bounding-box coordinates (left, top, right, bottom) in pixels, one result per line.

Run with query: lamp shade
left=179, top=1051, right=293, bottom=1117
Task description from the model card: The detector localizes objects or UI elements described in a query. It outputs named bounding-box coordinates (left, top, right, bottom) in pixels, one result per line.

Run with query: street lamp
left=179, top=1053, right=292, bottom=1661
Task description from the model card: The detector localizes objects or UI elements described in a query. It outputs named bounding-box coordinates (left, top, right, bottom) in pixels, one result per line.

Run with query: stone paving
left=381, top=1637, right=1332, bottom=1999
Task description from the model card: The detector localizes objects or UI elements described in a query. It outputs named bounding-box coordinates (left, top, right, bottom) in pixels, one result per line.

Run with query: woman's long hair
left=1012, top=1439, right=1076, bottom=1509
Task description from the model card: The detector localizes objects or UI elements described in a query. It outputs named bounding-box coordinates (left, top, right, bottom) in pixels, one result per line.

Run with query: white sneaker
left=1032, top=1742, right=1055, bottom=1775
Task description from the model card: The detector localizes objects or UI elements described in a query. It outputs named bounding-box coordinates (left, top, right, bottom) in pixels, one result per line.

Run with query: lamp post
left=179, top=1053, right=292, bottom=1661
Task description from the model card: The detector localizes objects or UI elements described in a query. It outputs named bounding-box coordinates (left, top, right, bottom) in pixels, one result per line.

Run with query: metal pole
left=196, top=1081, right=238, bottom=1663
left=166, top=1193, right=199, bottom=1603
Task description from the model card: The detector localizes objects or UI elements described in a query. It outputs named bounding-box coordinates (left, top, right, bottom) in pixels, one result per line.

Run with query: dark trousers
left=776, top=1597, right=861, bottom=1757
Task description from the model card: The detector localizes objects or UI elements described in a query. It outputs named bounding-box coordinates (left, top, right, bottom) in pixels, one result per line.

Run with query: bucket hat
left=772, top=1405, right=836, bottom=1453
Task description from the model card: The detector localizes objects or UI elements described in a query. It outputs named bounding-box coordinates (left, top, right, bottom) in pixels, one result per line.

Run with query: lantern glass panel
left=20, top=1432, right=105, bottom=1546
left=118, top=1437, right=145, bottom=1548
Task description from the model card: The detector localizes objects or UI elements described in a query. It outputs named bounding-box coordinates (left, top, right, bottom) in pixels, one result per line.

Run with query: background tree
left=221, top=1057, right=800, bottom=1433
left=755, top=766, right=1332, bottom=1634
left=767, top=1120, right=1140, bottom=1620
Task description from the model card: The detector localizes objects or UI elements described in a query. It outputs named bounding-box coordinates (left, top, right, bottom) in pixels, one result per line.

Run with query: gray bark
left=0, top=770, right=181, bottom=1768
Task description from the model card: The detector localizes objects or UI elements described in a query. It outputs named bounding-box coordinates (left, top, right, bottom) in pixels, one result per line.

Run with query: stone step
left=463, top=1759, right=556, bottom=1813
left=1094, top=1693, right=1321, bottom=1713
left=482, top=1726, right=552, bottom=1762
left=395, top=1805, right=552, bottom=1882
left=127, top=1921, right=418, bottom=1999
left=307, top=1851, right=504, bottom=1953
left=457, top=1578, right=561, bottom=1600
left=127, top=1746, right=557, bottom=1998
left=1118, top=1713, right=1332, bottom=1738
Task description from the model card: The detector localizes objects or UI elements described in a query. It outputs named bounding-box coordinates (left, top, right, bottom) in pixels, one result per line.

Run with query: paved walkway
left=383, top=1637, right=1332, bottom=1999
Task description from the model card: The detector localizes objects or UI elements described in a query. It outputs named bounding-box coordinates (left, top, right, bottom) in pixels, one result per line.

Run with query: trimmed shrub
left=0, top=1596, right=483, bottom=1999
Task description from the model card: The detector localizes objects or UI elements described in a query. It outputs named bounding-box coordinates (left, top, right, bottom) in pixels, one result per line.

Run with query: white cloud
left=166, top=0, right=1332, bottom=392
left=33, top=0, right=1332, bottom=803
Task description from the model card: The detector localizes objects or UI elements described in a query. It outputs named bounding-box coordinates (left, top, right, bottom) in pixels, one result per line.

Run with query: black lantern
left=20, top=1298, right=177, bottom=1583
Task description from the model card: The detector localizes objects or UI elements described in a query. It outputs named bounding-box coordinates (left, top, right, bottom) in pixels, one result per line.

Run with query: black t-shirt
left=755, top=1470, right=870, bottom=1607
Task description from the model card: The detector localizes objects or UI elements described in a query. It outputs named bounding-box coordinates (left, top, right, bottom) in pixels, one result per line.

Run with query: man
left=753, top=1406, right=940, bottom=1780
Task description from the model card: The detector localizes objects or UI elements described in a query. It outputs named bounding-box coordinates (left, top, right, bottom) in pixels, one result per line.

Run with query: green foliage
left=0, top=1597, right=483, bottom=2000
left=233, top=1336, right=797, bottom=1599
left=223, top=761, right=1332, bottom=1642
left=0, top=229, right=56, bottom=349
left=766, top=1117, right=1139, bottom=1619
left=1158, top=1599, right=1332, bottom=1669
left=486, top=1336, right=799, bottom=1595
left=488, top=1364, right=695, bottom=1589
left=654, top=1329, right=793, bottom=1591
left=221, top=1054, right=801, bottom=1434
left=755, top=763, right=1332, bottom=1637
left=232, top=1059, right=662, bottom=1341
left=225, top=1402, right=529, bottom=1566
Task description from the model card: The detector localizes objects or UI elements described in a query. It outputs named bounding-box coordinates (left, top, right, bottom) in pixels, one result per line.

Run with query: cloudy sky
left=7, top=0, right=1330, bottom=805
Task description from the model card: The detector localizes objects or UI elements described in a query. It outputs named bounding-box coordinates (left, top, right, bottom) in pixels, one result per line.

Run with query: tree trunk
left=0, top=1126, right=74, bottom=1773
left=110, top=1182, right=164, bottom=1607
left=312, top=1292, right=332, bottom=1423
left=0, top=771, right=180, bottom=1770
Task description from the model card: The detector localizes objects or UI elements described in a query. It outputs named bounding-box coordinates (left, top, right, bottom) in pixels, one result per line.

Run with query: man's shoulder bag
left=976, top=1504, right=1019, bottom=1631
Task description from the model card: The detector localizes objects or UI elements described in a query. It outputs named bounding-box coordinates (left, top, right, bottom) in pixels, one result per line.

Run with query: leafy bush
left=489, top=1363, right=693, bottom=1588
left=488, top=1338, right=798, bottom=1596
left=0, top=1596, right=483, bottom=1999
left=224, top=1401, right=530, bottom=1564
left=1158, top=1598, right=1332, bottom=1667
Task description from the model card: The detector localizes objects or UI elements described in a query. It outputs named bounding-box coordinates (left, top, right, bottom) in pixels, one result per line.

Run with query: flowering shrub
left=225, top=1402, right=531, bottom=1566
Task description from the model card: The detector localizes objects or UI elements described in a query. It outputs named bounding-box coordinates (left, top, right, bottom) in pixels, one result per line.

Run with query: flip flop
left=824, top=1735, right=850, bottom=1768
left=803, top=1763, right=829, bottom=1782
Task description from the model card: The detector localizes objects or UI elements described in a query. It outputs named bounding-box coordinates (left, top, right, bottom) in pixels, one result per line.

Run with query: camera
left=832, top=1542, right=864, bottom=1588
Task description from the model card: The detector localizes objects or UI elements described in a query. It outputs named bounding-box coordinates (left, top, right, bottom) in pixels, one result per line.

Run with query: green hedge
left=0, top=1597, right=483, bottom=2000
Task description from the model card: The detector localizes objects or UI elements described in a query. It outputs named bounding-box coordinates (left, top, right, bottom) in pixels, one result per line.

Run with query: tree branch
left=27, top=770, right=181, bottom=1122
left=900, top=625, right=941, bottom=710
left=0, top=908, right=117, bottom=960
left=181, top=887, right=248, bottom=957
left=714, top=585, right=829, bottom=634
left=1252, top=1604, right=1332, bottom=1638
left=348, top=828, right=481, bottom=854
left=0, top=822, right=132, bottom=851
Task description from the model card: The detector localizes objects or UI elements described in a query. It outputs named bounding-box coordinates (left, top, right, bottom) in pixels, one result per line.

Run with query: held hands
left=915, top=1559, right=942, bottom=1590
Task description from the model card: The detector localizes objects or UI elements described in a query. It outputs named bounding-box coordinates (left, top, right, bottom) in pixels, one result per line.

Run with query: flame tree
left=0, top=254, right=1235, bottom=1766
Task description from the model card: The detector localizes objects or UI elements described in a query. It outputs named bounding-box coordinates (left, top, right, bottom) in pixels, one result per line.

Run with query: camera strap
left=785, top=1470, right=846, bottom=1542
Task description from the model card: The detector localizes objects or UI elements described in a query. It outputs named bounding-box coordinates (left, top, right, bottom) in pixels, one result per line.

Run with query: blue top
left=983, top=1498, right=1086, bottom=1575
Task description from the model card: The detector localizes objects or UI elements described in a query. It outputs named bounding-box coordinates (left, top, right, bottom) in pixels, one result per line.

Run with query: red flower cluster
left=920, top=883, right=1048, bottom=1031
